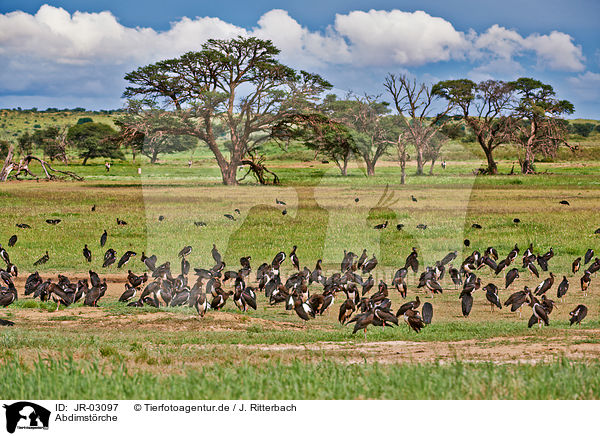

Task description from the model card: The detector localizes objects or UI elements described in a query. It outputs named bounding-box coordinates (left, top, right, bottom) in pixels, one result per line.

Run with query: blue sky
left=1, top=1, right=599, bottom=117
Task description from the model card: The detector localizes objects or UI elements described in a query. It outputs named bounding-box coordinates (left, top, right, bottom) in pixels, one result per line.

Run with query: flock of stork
left=0, top=227, right=597, bottom=335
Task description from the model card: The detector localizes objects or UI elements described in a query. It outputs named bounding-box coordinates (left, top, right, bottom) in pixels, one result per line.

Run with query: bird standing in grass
left=581, top=272, right=591, bottom=296
left=33, top=251, right=49, bottom=266
left=569, top=305, right=587, bottom=326
left=83, top=245, right=92, bottom=263
left=290, top=246, right=300, bottom=271
left=557, top=276, right=569, bottom=301
left=102, top=249, right=116, bottom=268
left=100, top=230, right=107, bottom=248
left=484, top=283, right=502, bottom=312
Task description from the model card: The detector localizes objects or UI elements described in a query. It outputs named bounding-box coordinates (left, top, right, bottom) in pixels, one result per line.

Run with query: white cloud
left=470, top=25, right=585, bottom=74
left=333, top=9, right=468, bottom=66
left=0, top=5, right=590, bottom=108
left=567, top=71, right=600, bottom=101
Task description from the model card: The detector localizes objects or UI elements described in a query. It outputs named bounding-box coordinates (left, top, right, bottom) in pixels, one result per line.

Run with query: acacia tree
left=271, top=112, right=357, bottom=176
left=383, top=74, right=456, bottom=176
left=67, top=122, right=123, bottom=165
left=433, top=79, right=514, bottom=174
left=318, top=94, right=394, bottom=176
left=508, top=78, right=574, bottom=174
left=32, top=126, right=68, bottom=163
left=122, top=36, right=331, bottom=185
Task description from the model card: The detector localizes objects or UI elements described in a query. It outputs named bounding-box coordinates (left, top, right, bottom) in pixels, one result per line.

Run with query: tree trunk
left=429, top=158, right=436, bottom=175
left=341, top=159, right=348, bottom=176
left=521, top=141, right=535, bottom=174
left=483, top=146, right=498, bottom=175
left=82, top=155, right=89, bottom=165
left=151, top=149, right=159, bottom=164
left=416, top=146, right=424, bottom=175
left=0, top=145, right=15, bottom=181
left=365, top=158, right=375, bottom=176
left=221, top=162, right=238, bottom=185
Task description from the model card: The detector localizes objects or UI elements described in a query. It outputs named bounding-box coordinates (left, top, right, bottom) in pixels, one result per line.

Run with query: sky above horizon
left=1, top=1, right=599, bottom=118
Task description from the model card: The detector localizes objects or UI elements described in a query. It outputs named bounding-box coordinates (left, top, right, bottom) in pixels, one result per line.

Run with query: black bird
left=178, top=246, right=192, bottom=258
left=534, top=272, right=555, bottom=296
left=464, top=239, right=470, bottom=247
left=0, top=319, right=14, bottom=326
left=83, top=245, right=92, bottom=262
left=461, top=292, right=473, bottom=317
left=354, top=197, right=359, bottom=203
left=234, top=208, right=241, bottom=215
left=117, top=218, right=127, bottom=225
left=505, top=268, right=519, bottom=289
left=7, top=235, right=17, bottom=248
left=142, top=253, right=157, bottom=272
left=403, top=309, right=425, bottom=333
left=504, top=289, right=529, bottom=317
left=46, top=219, right=61, bottom=225
left=472, top=223, right=482, bottom=229
left=33, top=251, right=49, bottom=266
left=527, top=295, right=549, bottom=328
left=100, top=230, right=107, bottom=247
left=449, top=267, right=462, bottom=289
left=559, top=200, right=570, bottom=205
left=569, top=305, right=588, bottom=326
left=594, top=228, right=600, bottom=234
left=581, top=272, right=591, bottom=296
left=405, top=247, right=419, bottom=273
left=127, top=271, right=147, bottom=288
left=440, top=251, right=457, bottom=266
left=89, top=270, right=102, bottom=288
left=276, top=198, right=286, bottom=205
left=557, top=276, right=569, bottom=300
left=572, top=257, right=581, bottom=274
left=272, top=251, right=286, bottom=269
left=16, top=223, right=31, bottom=229
left=224, top=214, right=236, bottom=221
left=119, top=284, right=137, bottom=302
left=396, top=296, right=420, bottom=316
left=117, top=251, right=136, bottom=268
left=338, top=298, right=356, bottom=324
left=396, top=224, right=404, bottom=230
left=158, top=215, right=164, bottom=221
left=362, top=255, right=378, bottom=275
left=416, top=224, right=427, bottom=230
left=194, top=293, right=209, bottom=318
left=282, top=209, right=287, bottom=216
left=240, top=256, right=251, bottom=270
left=181, top=257, right=190, bottom=276
left=293, top=297, right=313, bottom=321
left=525, top=261, right=539, bottom=279
left=421, top=302, right=433, bottom=324
left=584, top=249, right=594, bottom=265
left=91, top=204, right=96, bottom=211
left=211, top=244, right=222, bottom=265
left=513, top=218, right=521, bottom=223
left=194, top=221, right=207, bottom=227
left=356, top=249, right=368, bottom=269
left=102, top=249, right=117, bottom=268
left=374, top=221, right=388, bottom=230
left=411, top=195, right=417, bottom=202
left=484, top=283, right=502, bottom=311
left=0, top=245, right=9, bottom=264
left=290, top=246, right=300, bottom=270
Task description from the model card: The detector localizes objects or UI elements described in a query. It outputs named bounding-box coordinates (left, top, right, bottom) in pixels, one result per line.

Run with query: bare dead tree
left=1, top=150, right=83, bottom=182
left=384, top=74, right=456, bottom=176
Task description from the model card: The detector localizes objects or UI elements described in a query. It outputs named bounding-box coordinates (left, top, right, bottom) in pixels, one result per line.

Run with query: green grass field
left=1, top=121, right=600, bottom=399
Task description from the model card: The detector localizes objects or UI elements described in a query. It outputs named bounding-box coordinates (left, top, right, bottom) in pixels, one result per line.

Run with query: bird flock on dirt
left=1, top=224, right=597, bottom=334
